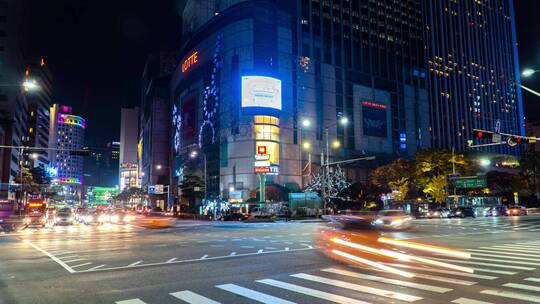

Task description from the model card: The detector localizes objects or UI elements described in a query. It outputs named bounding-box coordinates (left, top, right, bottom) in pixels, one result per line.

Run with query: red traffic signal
left=473, top=130, right=493, bottom=139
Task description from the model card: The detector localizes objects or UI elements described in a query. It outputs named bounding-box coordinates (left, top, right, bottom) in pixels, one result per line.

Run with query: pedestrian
left=284, top=207, right=290, bottom=222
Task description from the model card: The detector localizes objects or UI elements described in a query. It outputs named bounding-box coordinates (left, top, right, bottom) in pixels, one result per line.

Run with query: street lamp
left=302, top=141, right=311, bottom=150
left=155, top=164, right=163, bottom=170
left=332, top=139, right=341, bottom=149
left=301, top=118, right=311, bottom=128
left=30, top=153, right=38, bottom=160
left=22, top=79, right=40, bottom=91
left=522, top=68, right=539, bottom=78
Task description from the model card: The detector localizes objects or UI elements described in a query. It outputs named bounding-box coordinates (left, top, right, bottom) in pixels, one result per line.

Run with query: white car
left=372, top=210, right=413, bottom=230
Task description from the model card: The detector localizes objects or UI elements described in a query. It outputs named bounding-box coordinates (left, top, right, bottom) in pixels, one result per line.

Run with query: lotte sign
left=182, top=51, right=199, bottom=73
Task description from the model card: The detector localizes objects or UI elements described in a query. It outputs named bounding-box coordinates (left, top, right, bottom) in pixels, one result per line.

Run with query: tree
left=487, top=171, right=527, bottom=204
left=304, top=166, right=350, bottom=198
left=30, top=166, right=51, bottom=186
left=423, top=175, right=448, bottom=204
left=521, top=149, right=540, bottom=199
left=369, top=159, right=412, bottom=193
left=413, top=149, right=474, bottom=190
left=389, top=177, right=409, bottom=201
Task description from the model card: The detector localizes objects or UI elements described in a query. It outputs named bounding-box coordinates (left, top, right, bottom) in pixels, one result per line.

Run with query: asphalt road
left=2, top=216, right=540, bottom=304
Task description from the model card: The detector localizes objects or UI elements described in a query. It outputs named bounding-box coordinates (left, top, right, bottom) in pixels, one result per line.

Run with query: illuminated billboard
left=241, top=76, right=282, bottom=112
left=361, top=101, right=388, bottom=138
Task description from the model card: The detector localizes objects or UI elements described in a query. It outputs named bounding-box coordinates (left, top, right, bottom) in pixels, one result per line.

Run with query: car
left=371, top=210, right=413, bottom=230
left=55, top=209, right=75, bottom=225
left=507, top=206, right=527, bottom=216
left=24, top=214, right=46, bottom=227
left=138, top=211, right=176, bottom=228
left=451, top=207, right=476, bottom=218
left=221, top=212, right=250, bottom=221
left=81, top=211, right=100, bottom=225
left=485, top=206, right=508, bottom=217
left=426, top=208, right=451, bottom=218
left=109, top=211, right=135, bottom=224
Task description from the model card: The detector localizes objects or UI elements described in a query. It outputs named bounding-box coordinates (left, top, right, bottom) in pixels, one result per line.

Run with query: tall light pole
left=520, top=68, right=540, bottom=97
left=300, top=116, right=349, bottom=211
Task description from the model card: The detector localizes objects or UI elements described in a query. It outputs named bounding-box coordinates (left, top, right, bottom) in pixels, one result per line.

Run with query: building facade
left=0, top=0, right=30, bottom=194
left=423, top=0, right=523, bottom=153
left=49, top=104, right=85, bottom=202
left=119, top=107, right=140, bottom=191
left=140, top=52, right=177, bottom=209
left=170, top=0, right=430, bottom=206
left=24, top=57, right=53, bottom=169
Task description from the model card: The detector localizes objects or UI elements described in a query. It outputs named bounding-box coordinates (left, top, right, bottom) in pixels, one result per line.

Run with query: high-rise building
left=423, top=0, right=523, bottom=154
left=119, top=107, right=139, bottom=191
left=83, top=141, right=119, bottom=188
left=24, top=57, right=53, bottom=169
left=0, top=0, right=30, bottom=194
left=170, top=0, right=430, bottom=207
left=140, top=51, right=177, bottom=209
left=49, top=104, right=85, bottom=201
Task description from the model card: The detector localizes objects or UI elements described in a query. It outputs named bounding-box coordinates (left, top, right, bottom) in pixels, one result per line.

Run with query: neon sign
left=58, top=114, right=86, bottom=129
left=59, top=177, right=81, bottom=184
left=361, top=101, right=387, bottom=109
left=182, top=51, right=199, bottom=73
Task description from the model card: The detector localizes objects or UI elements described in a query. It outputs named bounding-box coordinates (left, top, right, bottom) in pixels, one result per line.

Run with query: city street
left=2, top=217, right=540, bottom=303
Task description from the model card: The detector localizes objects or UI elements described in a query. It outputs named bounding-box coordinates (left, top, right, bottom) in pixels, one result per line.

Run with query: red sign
left=182, top=51, right=199, bottom=73
left=257, top=146, right=267, bottom=155
left=361, top=101, right=387, bottom=109
left=255, top=167, right=271, bottom=173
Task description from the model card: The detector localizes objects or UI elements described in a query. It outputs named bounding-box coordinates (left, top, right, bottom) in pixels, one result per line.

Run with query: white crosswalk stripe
left=385, top=263, right=500, bottom=279
left=291, top=273, right=423, bottom=302
left=170, top=290, right=221, bottom=304
left=469, top=248, right=540, bottom=257
left=503, top=283, right=540, bottom=292
left=451, top=298, right=494, bottom=304
left=216, top=284, right=295, bottom=304
left=321, top=268, right=453, bottom=293
left=431, top=256, right=537, bottom=270
left=116, top=299, right=147, bottom=304
left=256, top=279, right=371, bottom=304
left=470, top=252, right=540, bottom=262
left=481, top=289, right=540, bottom=303
left=526, top=277, right=540, bottom=283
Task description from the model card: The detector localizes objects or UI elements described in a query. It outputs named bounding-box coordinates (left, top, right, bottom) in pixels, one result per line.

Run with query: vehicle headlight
left=373, top=219, right=384, bottom=225
left=85, top=216, right=93, bottom=222
left=98, top=215, right=107, bottom=222
left=68, top=217, right=74, bottom=221
left=456, top=211, right=462, bottom=215
left=433, top=212, right=440, bottom=216
left=124, top=215, right=132, bottom=222
left=110, top=215, right=119, bottom=223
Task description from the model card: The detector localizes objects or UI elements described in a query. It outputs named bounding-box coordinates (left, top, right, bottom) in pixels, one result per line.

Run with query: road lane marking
left=431, top=257, right=536, bottom=270
left=128, top=261, right=142, bottom=266
left=201, top=255, right=208, bottom=259
left=167, top=258, right=177, bottom=263
left=257, top=279, right=371, bottom=304
left=116, top=299, right=147, bottom=304
left=87, top=264, right=106, bottom=270
left=229, top=252, right=236, bottom=256
left=482, top=246, right=540, bottom=253
left=451, top=297, right=494, bottom=304
left=63, top=258, right=85, bottom=263
left=291, top=273, right=421, bottom=302
left=385, top=263, right=499, bottom=279
left=321, top=268, right=452, bottom=293
left=481, top=289, right=540, bottom=303
left=525, top=277, right=540, bottom=283
left=466, top=256, right=540, bottom=266
left=170, top=290, right=221, bottom=304
left=216, top=284, right=295, bottom=304
left=71, top=262, right=92, bottom=268
left=503, top=283, right=540, bottom=292
left=488, top=245, right=540, bottom=251
left=56, top=255, right=78, bottom=259
left=23, top=240, right=75, bottom=273
left=76, top=247, right=315, bottom=273
left=257, top=249, right=264, bottom=253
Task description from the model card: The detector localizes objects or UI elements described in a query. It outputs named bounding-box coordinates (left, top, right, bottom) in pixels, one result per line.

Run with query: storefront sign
left=182, top=51, right=199, bottom=73
left=254, top=154, right=270, bottom=161
left=257, top=145, right=267, bottom=155
left=362, top=100, right=388, bottom=138
left=254, top=160, right=271, bottom=167
left=255, top=167, right=271, bottom=173
left=254, top=166, right=279, bottom=175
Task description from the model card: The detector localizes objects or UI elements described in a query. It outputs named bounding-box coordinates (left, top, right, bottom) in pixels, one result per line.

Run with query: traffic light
left=473, top=130, right=493, bottom=140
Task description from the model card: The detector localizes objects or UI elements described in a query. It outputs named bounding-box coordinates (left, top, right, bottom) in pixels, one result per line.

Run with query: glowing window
left=254, top=124, right=280, bottom=141
left=254, top=115, right=279, bottom=125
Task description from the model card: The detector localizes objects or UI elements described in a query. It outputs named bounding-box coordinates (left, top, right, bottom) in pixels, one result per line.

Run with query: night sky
left=23, top=0, right=183, bottom=146
left=22, top=1, right=540, bottom=147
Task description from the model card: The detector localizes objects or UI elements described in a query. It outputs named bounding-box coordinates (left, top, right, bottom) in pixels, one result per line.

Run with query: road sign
left=148, top=184, right=164, bottom=194
left=453, top=177, right=487, bottom=189
left=492, top=133, right=501, bottom=143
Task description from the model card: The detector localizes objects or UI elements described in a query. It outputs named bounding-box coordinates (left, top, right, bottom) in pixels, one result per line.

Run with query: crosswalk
left=415, top=217, right=540, bottom=232
left=115, top=240, right=540, bottom=304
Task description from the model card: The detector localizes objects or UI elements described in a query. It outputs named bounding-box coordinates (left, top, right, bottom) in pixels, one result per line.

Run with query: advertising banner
left=361, top=101, right=388, bottom=138
left=241, top=76, right=282, bottom=111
